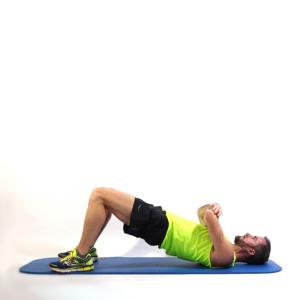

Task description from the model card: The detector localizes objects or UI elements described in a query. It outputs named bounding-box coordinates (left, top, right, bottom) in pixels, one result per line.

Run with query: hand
left=210, top=203, right=222, bottom=218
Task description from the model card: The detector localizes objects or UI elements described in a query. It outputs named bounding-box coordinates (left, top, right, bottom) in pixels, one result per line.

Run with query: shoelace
left=60, top=249, right=77, bottom=264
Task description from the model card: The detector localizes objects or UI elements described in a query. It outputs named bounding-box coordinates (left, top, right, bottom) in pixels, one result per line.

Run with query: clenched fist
left=197, top=203, right=222, bottom=226
left=210, top=203, right=222, bottom=218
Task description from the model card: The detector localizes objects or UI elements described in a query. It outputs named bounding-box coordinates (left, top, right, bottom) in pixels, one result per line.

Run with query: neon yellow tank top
left=160, top=211, right=214, bottom=268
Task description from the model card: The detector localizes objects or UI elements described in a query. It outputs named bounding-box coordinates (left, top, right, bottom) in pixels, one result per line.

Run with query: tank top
left=160, top=211, right=236, bottom=268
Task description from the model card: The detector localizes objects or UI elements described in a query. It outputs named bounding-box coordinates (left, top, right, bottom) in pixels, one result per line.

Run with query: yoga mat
left=19, top=257, right=282, bottom=274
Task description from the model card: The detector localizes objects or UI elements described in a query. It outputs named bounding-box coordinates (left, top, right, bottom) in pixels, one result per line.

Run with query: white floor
left=0, top=197, right=297, bottom=300
left=1, top=260, right=292, bottom=300
left=0, top=229, right=295, bottom=300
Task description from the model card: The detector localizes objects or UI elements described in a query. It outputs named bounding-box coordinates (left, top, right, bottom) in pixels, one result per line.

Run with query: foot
left=58, top=246, right=98, bottom=262
left=49, top=248, right=94, bottom=273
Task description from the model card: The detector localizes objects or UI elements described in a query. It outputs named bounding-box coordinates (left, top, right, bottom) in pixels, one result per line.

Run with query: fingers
left=211, top=203, right=222, bottom=217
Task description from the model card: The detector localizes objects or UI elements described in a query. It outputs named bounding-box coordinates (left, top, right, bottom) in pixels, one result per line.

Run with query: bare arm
left=204, top=205, right=234, bottom=267
left=205, top=209, right=226, bottom=250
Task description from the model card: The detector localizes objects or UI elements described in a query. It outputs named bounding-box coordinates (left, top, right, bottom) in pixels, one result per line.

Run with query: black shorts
left=123, top=198, right=169, bottom=246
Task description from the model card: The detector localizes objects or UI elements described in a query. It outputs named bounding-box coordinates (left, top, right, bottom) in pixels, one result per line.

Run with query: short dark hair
left=245, top=236, right=271, bottom=265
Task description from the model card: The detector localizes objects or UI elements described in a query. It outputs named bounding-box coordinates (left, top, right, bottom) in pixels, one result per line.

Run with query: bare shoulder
left=210, top=241, right=234, bottom=267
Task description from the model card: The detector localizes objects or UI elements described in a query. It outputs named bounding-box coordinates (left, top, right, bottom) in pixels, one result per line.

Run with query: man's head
left=234, top=233, right=271, bottom=264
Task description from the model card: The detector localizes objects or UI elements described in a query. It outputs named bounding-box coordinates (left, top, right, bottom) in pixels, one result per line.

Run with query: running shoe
left=58, top=246, right=98, bottom=262
left=49, top=248, right=94, bottom=273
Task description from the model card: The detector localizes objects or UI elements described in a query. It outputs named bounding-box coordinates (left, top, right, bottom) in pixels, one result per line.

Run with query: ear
left=247, top=248, right=256, bottom=256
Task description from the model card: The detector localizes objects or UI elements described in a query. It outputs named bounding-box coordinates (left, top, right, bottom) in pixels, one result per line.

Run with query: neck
left=232, top=244, right=247, bottom=263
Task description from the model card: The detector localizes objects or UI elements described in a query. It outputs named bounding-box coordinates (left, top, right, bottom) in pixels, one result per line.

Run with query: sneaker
left=58, top=246, right=98, bottom=262
left=49, top=248, right=94, bottom=273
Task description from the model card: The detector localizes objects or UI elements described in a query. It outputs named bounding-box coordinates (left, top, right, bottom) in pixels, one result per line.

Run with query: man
left=49, top=187, right=271, bottom=273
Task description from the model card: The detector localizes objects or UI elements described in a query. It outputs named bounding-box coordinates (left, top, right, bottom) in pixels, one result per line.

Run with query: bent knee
left=91, top=187, right=114, bottom=201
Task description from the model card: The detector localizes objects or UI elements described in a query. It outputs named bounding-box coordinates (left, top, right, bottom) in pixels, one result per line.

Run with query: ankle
left=76, top=246, right=89, bottom=257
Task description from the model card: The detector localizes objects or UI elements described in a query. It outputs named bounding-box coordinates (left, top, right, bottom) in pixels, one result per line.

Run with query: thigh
left=98, top=188, right=135, bottom=222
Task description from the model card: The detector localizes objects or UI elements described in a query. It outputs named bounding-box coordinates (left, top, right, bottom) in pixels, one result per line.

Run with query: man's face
left=234, top=233, right=266, bottom=248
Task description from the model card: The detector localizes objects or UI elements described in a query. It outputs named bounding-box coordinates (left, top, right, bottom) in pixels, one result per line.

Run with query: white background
left=0, top=1, right=299, bottom=299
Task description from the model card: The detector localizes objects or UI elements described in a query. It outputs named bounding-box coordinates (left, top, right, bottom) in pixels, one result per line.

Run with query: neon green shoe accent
left=58, top=246, right=98, bottom=262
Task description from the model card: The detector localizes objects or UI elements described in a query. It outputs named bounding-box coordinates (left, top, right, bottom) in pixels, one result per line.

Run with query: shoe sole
left=50, top=265, right=94, bottom=273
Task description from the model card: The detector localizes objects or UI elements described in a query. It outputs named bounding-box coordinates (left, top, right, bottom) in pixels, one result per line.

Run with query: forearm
left=205, top=209, right=225, bottom=249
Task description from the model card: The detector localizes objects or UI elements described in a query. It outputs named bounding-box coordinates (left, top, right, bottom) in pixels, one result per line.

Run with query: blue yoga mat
left=19, top=257, right=282, bottom=274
